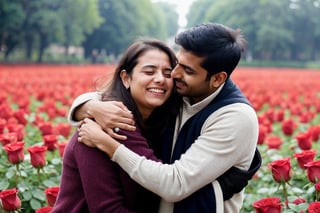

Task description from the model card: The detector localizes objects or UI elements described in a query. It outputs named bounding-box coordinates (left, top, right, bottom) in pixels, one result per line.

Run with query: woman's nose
left=154, top=71, right=165, bottom=82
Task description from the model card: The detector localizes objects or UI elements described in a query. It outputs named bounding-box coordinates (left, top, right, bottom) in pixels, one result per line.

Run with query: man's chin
left=176, top=88, right=187, bottom=96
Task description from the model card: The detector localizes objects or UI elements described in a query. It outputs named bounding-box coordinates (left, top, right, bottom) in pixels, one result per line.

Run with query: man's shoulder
left=206, top=102, right=258, bottom=126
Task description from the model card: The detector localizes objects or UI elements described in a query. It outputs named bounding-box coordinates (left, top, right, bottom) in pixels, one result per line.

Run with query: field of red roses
left=0, top=64, right=320, bottom=213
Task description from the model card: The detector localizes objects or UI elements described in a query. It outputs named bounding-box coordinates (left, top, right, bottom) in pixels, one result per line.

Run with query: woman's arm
left=53, top=133, right=136, bottom=213
left=77, top=119, right=161, bottom=212
left=75, top=140, right=137, bottom=212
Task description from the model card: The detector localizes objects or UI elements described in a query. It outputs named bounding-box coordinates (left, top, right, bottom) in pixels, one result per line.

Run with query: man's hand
left=75, top=100, right=136, bottom=140
left=78, top=118, right=120, bottom=158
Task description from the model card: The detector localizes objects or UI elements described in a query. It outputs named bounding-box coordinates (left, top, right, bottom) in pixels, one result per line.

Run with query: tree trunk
left=25, top=34, right=33, bottom=61
left=4, top=37, right=18, bottom=62
left=37, top=33, right=47, bottom=63
left=64, top=44, right=69, bottom=56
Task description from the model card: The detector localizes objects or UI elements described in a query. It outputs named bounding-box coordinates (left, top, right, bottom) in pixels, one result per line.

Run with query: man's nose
left=171, top=65, right=181, bottom=78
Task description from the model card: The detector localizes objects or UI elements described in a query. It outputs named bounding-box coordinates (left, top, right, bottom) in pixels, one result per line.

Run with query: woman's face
left=121, top=49, right=174, bottom=120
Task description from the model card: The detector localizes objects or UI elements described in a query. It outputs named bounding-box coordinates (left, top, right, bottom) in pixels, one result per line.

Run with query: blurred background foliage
left=0, top=0, right=320, bottom=68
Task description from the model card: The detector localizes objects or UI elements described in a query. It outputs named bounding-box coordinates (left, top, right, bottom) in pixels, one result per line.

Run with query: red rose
left=27, top=145, right=47, bottom=168
left=0, top=188, right=21, bottom=211
left=7, top=117, right=18, bottom=125
left=56, top=141, right=68, bottom=158
left=295, top=131, right=312, bottom=150
left=265, top=135, right=282, bottom=150
left=308, top=125, right=320, bottom=142
left=32, top=115, right=45, bottom=126
left=290, top=103, right=303, bottom=116
left=308, top=201, right=320, bottom=213
left=292, top=197, right=306, bottom=205
left=294, top=149, right=317, bottom=169
left=35, top=206, right=53, bottom=213
left=315, top=183, right=320, bottom=192
left=43, top=134, right=57, bottom=151
left=3, top=141, right=25, bottom=164
left=0, top=103, right=13, bottom=120
left=38, top=122, right=54, bottom=136
left=57, top=108, right=67, bottom=117
left=47, top=108, right=58, bottom=120
left=275, top=110, right=284, bottom=122
left=281, top=119, right=296, bottom=136
left=7, top=123, right=25, bottom=141
left=269, top=158, right=292, bottom=183
left=55, top=123, right=71, bottom=138
left=257, top=125, right=267, bottom=145
left=299, top=111, right=315, bottom=123
left=264, top=109, right=276, bottom=122
left=0, top=132, right=18, bottom=146
left=305, top=160, right=320, bottom=183
left=16, top=97, right=30, bottom=110
left=258, top=115, right=272, bottom=133
left=0, top=118, right=6, bottom=133
left=13, top=109, right=27, bottom=125
left=253, top=197, right=282, bottom=213
left=44, top=186, right=59, bottom=206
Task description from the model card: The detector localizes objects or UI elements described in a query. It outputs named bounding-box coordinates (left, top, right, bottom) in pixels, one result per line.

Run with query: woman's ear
left=120, top=70, right=130, bottom=89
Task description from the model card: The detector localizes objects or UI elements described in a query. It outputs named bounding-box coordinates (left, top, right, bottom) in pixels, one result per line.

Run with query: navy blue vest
left=163, top=79, right=251, bottom=213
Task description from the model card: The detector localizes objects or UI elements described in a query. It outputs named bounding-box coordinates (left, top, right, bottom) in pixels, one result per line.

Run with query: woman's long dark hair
left=101, top=38, right=181, bottom=155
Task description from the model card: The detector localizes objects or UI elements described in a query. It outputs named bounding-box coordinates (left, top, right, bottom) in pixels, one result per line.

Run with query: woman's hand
left=78, top=118, right=120, bottom=158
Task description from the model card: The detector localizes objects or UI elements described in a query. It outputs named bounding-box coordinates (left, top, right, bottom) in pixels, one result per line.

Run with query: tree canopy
left=1, top=0, right=319, bottom=64
left=187, top=0, right=320, bottom=61
left=0, top=0, right=178, bottom=63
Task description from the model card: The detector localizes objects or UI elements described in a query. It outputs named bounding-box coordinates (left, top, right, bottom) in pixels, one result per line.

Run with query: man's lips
left=175, top=80, right=186, bottom=88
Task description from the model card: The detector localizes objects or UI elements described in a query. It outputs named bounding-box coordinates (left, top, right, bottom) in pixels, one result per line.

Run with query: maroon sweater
left=52, top=128, right=160, bottom=213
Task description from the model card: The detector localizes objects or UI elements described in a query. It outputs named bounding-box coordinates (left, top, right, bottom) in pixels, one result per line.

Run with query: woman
left=52, top=39, right=180, bottom=213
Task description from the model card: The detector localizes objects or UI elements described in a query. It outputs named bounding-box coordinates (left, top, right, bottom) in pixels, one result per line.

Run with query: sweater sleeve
left=75, top=128, right=161, bottom=213
left=67, top=92, right=101, bottom=126
left=74, top=133, right=137, bottom=213
left=111, top=103, right=258, bottom=202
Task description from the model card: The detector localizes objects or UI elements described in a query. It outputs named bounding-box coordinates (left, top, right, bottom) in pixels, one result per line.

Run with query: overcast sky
left=152, top=0, right=196, bottom=27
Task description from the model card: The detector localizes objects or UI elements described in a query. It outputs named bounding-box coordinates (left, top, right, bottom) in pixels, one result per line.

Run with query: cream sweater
left=68, top=85, right=258, bottom=213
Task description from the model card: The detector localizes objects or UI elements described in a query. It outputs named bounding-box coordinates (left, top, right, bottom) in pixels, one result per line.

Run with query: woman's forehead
left=137, top=49, right=171, bottom=67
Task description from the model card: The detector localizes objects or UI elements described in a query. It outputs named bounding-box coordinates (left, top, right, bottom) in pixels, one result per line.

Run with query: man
left=71, top=23, right=261, bottom=212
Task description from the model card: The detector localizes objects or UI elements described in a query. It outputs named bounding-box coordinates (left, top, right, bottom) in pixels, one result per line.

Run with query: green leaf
left=42, top=179, right=57, bottom=187
left=32, top=189, right=46, bottom=201
left=30, top=198, right=42, bottom=210
left=288, top=203, right=300, bottom=211
left=0, top=179, right=10, bottom=190
left=51, top=158, right=62, bottom=165
left=21, top=190, right=32, bottom=201
left=5, top=167, right=16, bottom=179
left=17, top=180, right=31, bottom=192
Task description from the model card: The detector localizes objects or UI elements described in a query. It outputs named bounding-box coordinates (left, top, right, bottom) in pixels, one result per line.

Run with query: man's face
left=172, top=48, right=215, bottom=104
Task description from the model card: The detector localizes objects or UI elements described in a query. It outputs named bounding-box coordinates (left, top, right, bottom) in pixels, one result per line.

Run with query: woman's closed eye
left=163, top=70, right=172, bottom=78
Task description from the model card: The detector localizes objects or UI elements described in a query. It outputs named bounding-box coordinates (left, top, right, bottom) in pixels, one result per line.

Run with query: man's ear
left=120, top=70, right=130, bottom=89
left=210, top=71, right=227, bottom=88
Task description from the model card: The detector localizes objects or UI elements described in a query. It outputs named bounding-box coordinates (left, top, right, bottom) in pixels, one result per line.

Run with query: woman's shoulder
left=68, top=131, right=111, bottom=161
left=118, top=127, right=145, bottom=145
left=118, top=128, right=161, bottom=162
